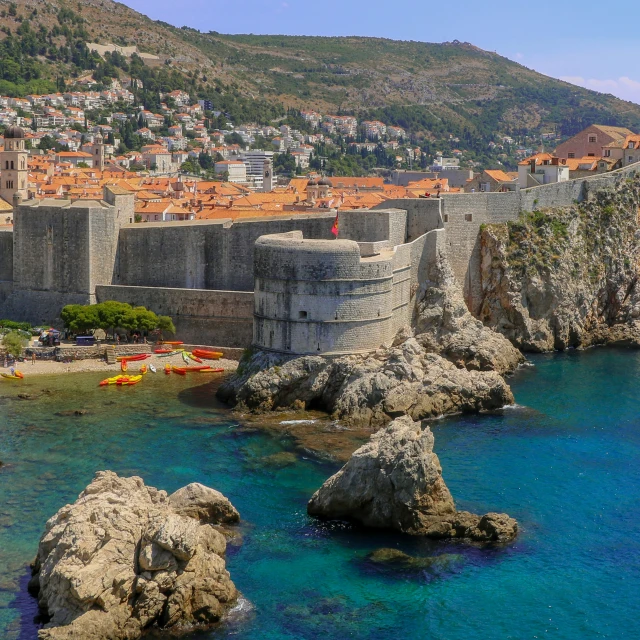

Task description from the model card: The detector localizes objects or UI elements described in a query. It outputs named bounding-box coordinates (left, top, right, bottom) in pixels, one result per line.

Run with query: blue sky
left=121, top=0, right=640, bottom=104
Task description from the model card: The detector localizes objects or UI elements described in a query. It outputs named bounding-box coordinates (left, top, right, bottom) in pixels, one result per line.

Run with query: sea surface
left=1, top=348, right=639, bottom=639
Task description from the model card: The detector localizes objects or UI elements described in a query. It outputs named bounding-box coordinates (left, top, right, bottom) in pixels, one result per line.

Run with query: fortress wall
left=117, top=213, right=335, bottom=292
left=89, top=205, right=122, bottom=292
left=374, top=198, right=443, bottom=241
left=13, top=202, right=95, bottom=295
left=338, top=208, right=408, bottom=246
left=0, top=228, right=13, bottom=283
left=96, top=285, right=254, bottom=348
left=253, top=233, right=397, bottom=354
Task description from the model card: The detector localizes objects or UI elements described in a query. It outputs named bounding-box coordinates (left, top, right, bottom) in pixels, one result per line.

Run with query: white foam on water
left=279, top=419, right=318, bottom=425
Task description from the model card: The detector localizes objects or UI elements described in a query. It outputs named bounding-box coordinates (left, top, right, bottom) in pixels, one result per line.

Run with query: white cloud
left=559, top=75, right=640, bottom=105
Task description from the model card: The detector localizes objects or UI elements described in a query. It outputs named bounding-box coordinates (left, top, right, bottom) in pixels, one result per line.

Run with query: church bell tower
left=1, top=125, right=28, bottom=205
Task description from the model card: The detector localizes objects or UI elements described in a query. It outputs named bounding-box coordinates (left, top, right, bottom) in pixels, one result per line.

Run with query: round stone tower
left=253, top=231, right=395, bottom=355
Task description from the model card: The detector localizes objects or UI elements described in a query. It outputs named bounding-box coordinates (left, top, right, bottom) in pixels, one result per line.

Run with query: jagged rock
left=479, top=180, right=640, bottom=351
left=218, top=339, right=513, bottom=427
left=415, top=253, right=524, bottom=373
left=31, top=471, right=238, bottom=640
left=367, top=548, right=463, bottom=572
left=307, top=416, right=517, bottom=542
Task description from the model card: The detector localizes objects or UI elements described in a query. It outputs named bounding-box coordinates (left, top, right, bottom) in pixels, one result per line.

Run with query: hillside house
left=555, top=124, right=634, bottom=159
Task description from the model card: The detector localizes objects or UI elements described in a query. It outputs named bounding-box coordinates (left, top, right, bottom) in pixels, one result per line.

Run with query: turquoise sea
left=1, top=348, right=639, bottom=639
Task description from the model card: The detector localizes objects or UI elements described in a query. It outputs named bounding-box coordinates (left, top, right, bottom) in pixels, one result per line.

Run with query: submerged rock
left=31, top=471, right=238, bottom=640
left=307, top=416, right=518, bottom=543
left=367, top=548, right=463, bottom=572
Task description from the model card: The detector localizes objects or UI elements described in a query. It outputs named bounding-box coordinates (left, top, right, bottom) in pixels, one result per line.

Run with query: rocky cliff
left=30, top=471, right=239, bottom=640
left=218, top=253, right=521, bottom=427
left=479, top=178, right=640, bottom=351
left=307, top=415, right=518, bottom=542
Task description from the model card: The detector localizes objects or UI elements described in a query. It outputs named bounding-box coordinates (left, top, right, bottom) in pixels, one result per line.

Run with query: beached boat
left=121, top=360, right=128, bottom=372
left=198, top=367, right=225, bottom=373
left=172, top=367, right=187, bottom=376
left=99, top=375, right=125, bottom=386
left=192, top=350, right=223, bottom=360
left=187, top=352, right=203, bottom=363
left=149, top=364, right=157, bottom=374
left=140, top=365, right=148, bottom=375
left=154, top=348, right=172, bottom=354
left=172, top=365, right=211, bottom=374
left=160, top=341, right=184, bottom=345
left=1, top=371, right=24, bottom=380
left=181, top=351, right=190, bottom=364
left=164, top=364, right=171, bottom=375
left=116, top=354, right=150, bottom=362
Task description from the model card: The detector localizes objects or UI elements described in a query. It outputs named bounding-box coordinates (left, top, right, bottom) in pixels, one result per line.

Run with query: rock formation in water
left=479, top=178, right=640, bottom=351
left=30, top=471, right=239, bottom=640
left=218, top=254, right=520, bottom=427
left=307, top=415, right=518, bottom=542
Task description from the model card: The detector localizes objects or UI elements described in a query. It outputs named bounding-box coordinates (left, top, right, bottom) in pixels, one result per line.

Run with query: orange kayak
left=172, top=365, right=210, bottom=373
left=121, top=360, right=128, bottom=372
left=192, top=350, right=223, bottom=360
left=161, top=341, right=183, bottom=345
left=199, top=367, right=224, bottom=373
left=164, top=364, right=171, bottom=375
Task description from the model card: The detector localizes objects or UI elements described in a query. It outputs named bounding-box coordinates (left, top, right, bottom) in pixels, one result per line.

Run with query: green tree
left=2, top=331, right=26, bottom=358
left=157, top=316, right=176, bottom=335
left=61, top=304, right=99, bottom=334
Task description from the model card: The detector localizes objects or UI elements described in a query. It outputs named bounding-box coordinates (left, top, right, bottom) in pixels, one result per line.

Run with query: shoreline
left=3, top=352, right=239, bottom=377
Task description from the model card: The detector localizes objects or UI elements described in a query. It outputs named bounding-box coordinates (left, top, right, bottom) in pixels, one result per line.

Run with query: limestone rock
left=169, top=482, right=240, bottom=525
left=415, top=253, right=524, bottom=373
left=307, top=416, right=517, bottom=542
left=218, top=339, right=513, bottom=428
left=478, top=180, right=640, bottom=352
left=31, top=471, right=238, bottom=640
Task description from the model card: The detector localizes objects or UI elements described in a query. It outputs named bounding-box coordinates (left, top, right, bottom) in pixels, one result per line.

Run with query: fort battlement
left=0, top=162, right=637, bottom=351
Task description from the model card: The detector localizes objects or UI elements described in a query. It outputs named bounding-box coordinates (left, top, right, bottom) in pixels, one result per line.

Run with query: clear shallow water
left=0, top=349, right=639, bottom=639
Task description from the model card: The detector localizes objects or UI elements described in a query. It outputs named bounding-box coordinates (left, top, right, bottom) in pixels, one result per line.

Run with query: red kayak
left=172, top=365, right=211, bottom=373
left=155, top=348, right=173, bottom=354
left=116, top=354, right=150, bottom=362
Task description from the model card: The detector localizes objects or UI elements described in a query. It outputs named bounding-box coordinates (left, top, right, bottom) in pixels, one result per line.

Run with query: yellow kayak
left=2, top=371, right=24, bottom=380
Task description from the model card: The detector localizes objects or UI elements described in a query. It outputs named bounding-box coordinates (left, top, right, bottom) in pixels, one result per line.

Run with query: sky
left=121, top=0, right=640, bottom=105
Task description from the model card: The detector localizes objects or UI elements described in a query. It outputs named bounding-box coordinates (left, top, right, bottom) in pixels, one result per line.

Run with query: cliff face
left=478, top=178, right=640, bottom=352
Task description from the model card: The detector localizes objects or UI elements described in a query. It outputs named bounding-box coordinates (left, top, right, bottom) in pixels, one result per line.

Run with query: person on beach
left=31, top=352, right=36, bottom=365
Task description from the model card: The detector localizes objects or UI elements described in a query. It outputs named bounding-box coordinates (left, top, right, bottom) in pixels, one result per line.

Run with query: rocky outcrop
left=415, top=253, right=524, bottom=373
left=30, top=471, right=238, bottom=640
left=479, top=180, right=640, bottom=351
left=307, top=416, right=518, bottom=542
left=218, top=337, right=513, bottom=428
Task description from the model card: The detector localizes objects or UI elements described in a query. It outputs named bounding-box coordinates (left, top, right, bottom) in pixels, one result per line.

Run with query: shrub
left=2, top=331, right=26, bottom=357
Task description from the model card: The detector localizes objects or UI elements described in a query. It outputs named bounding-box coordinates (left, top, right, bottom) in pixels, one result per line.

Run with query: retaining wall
left=96, top=284, right=254, bottom=348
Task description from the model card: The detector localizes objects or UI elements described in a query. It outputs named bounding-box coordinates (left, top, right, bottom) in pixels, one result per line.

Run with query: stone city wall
left=116, top=213, right=336, bottom=292
left=96, top=285, right=254, bottom=348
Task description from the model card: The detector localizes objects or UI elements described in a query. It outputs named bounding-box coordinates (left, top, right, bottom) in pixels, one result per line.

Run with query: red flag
left=331, top=214, right=339, bottom=237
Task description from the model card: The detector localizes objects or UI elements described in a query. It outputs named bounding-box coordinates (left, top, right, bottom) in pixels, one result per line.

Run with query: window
left=629, top=156, right=634, bottom=163
left=568, top=152, right=575, bottom=159
left=588, top=135, right=597, bottom=143
left=630, top=142, right=636, bottom=150
left=465, top=213, right=473, bottom=222
left=443, top=214, right=449, bottom=223
left=604, top=149, right=611, bottom=157
left=588, top=153, right=595, bottom=157
left=299, top=311, right=308, bottom=319
left=10, top=161, right=13, bottom=169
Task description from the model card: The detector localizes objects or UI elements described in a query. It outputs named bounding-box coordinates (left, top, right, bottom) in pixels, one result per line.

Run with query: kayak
left=121, top=360, right=128, bottom=372
left=160, top=341, right=183, bottom=345
left=193, top=350, right=223, bottom=360
left=116, top=354, right=150, bottom=362
left=2, top=371, right=24, bottom=380
left=172, top=367, right=186, bottom=376
left=154, top=349, right=172, bottom=354
left=164, top=364, right=171, bottom=375
left=198, top=367, right=225, bottom=373
left=172, top=365, right=211, bottom=373
left=140, top=364, right=148, bottom=375
left=149, top=364, right=157, bottom=374
left=100, top=374, right=142, bottom=386
left=116, top=375, right=142, bottom=386
left=157, top=349, right=183, bottom=358
left=181, top=351, right=190, bottom=364
left=187, top=352, right=203, bottom=363
left=99, top=375, right=126, bottom=386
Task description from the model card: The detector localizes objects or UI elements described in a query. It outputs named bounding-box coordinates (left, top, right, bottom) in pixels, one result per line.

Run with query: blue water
left=1, top=349, right=639, bottom=639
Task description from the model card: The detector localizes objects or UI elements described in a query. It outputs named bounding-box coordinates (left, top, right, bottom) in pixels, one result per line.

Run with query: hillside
left=1, top=0, right=640, bottom=143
